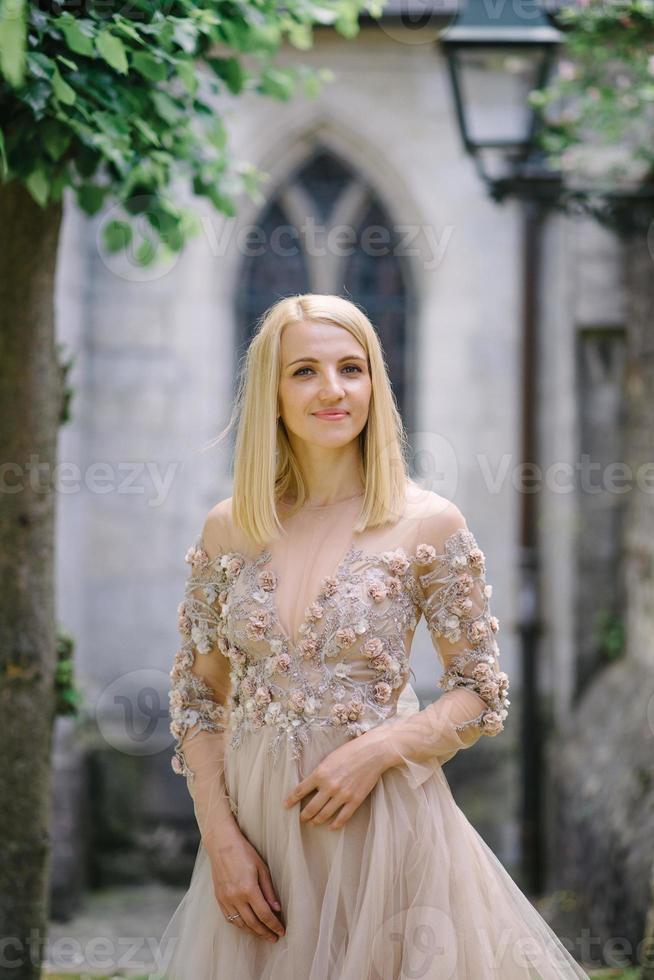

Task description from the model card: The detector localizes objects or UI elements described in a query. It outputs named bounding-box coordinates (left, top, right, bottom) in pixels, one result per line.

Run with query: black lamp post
left=439, top=0, right=564, bottom=896
left=441, top=0, right=563, bottom=199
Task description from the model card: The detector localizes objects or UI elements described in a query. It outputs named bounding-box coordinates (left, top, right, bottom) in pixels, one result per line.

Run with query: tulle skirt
left=152, top=701, right=589, bottom=980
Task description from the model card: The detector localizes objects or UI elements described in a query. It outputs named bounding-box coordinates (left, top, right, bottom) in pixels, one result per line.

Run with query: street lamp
left=439, top=0, right=565, bottom=896
left=441, top=0, right=564, bottom=198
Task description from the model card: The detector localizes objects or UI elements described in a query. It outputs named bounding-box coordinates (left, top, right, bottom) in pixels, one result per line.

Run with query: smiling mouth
left=313, top=411, right=348, bottom=418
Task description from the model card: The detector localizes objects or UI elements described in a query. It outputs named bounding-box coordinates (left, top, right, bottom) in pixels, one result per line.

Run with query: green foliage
left=593, top=609, right=625, bottom=663
left=56, top=340, right=75, bottom=424
left=55, top=627, right=83, bottom=717
left=0, top=0, right=377, bottom=265
left=529, top=0, right=654, bottom=186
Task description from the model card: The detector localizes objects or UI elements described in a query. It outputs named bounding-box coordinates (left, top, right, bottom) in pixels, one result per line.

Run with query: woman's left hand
left=281, top=729, right=392, bottom=830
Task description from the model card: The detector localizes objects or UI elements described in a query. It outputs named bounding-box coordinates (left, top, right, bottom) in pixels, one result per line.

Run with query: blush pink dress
left=156, top=482, right=589, bottom=980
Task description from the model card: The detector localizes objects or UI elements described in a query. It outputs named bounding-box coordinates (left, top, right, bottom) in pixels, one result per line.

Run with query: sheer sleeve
left=378, top=504, right=510, bottom=789
left=168, top=517, right=238, bottom=845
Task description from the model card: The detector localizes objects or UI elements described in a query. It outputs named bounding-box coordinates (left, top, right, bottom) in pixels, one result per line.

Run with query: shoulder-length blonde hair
left=209, top=293, right=411, bottom=547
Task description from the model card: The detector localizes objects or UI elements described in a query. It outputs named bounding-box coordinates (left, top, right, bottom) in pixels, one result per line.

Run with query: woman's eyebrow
left=286, top=355, right=367, bottom=367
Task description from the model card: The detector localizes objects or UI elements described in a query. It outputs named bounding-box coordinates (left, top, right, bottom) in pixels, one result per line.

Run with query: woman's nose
left=320, top=374, right=345, bottom=397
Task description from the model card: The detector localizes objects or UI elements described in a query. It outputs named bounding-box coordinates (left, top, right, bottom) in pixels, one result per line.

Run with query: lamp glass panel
left=455, top=45, right=547, bottom=147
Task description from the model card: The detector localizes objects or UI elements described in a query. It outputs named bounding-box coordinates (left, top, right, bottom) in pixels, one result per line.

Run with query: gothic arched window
left=234, top=148, right=412, bottom=423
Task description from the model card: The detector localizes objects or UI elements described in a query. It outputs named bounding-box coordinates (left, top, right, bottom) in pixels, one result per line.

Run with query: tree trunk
left=622, top=231, right=654, bottom=978
left=0, top=181, right=63, bottom=980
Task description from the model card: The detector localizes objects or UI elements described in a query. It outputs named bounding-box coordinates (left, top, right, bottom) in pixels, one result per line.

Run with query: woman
left=156, top=294, right=589, bottom=979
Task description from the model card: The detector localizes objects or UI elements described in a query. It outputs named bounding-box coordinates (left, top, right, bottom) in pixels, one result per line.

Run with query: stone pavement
left=44, top=883, right=185, bottom=977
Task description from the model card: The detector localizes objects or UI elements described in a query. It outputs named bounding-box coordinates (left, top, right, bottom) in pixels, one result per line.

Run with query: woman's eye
left=293, top=365, right=362, bottom=377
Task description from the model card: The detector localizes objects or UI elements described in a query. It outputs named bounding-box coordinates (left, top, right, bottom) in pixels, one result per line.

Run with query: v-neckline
left=202, top=532, right=428, bottom=649
left=251, top=539, right=363, bottom=650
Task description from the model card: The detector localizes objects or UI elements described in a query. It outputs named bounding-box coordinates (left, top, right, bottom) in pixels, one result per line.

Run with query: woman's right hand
left=206, top=824, right=286, bottom=943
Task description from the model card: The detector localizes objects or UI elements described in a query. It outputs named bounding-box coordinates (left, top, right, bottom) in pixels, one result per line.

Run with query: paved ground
left=45, top=884, right=185, bottom=977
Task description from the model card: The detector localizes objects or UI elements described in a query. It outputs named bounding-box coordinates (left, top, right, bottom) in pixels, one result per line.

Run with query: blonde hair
left=208, top=293, right=411, bottom=547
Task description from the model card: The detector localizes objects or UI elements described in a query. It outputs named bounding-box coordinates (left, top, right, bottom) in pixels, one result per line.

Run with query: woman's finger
left=329, top=800, right=356, bottom=830
left=257, top=862, right=282, bottom=913
left=299, top=787, right=333, bottom=823
left=283, top=773, right=316, bottom=808
left=239, top=902, right=279, bottom=941
left=249, top=888, right=286, bottom=939
left=219, top=903, right=246, bottom=929
left=308, top=794, right=344, bottom=826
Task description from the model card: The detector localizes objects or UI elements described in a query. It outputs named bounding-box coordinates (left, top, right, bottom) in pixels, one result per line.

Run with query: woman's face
left=277, top=320, right=372, bottom=450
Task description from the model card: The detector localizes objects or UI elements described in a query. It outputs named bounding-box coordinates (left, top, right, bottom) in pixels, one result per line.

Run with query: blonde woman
left=158, top=294, right=589, bottom=979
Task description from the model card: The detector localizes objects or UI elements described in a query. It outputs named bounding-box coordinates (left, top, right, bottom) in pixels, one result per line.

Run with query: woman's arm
left=375, top=502, right=510, bottom=787
left=169, top=515, right=237, bottom=845
left=170, top=512, right=286, bottom=941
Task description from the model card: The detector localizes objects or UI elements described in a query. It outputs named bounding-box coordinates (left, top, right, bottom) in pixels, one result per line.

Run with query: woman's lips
left=313, top=411, right=348, bottom=419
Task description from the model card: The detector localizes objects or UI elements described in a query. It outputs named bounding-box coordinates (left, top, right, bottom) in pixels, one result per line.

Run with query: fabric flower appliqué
left=298, top=635, right=319, bottom=660
left=319, top=576, right=340, bottom=599
left=185, top=544, right=210, bottom=569
left=415, top=543, right=437, bottom=565
left=383, top=550, right=411, bottom=576
left=257, top=569, right=278, bottom=592
left=335, top=627, right=357, bottom=650
left=372, top=682, right=392, bottom=704
left=246, top=610, right=272, bottom=641
left=367, top=580, right=388, bottom=602
left=305, top=601, right=325, bottom=624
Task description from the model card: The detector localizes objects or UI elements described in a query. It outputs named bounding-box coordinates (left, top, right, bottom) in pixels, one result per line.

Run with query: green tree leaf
left=57, top=15, right=95, bottom=58
left=102, top=219, right=132, bottom=253
left=176, top=60, right=198, bottom=96
left=25, top=166, right=49, bottom=206
left=56, top=54, right=78, bottom=72
left=0, top=127, right=8, bottom=178
left=132, top=51, right=168, bottom=82
left=41, top=120, right=72, bottom=161
left=0, top=0, right=26, bottom=86
left=77, top=184, right=107, bottom=216
left=95, top=29, right=128, bottom=75
left=151, top=90, right=183, bottom=124
left=208, top=56, right=245, bottom=94
left=52, top=66, right=76, bottom=105
left=258, top=66, right=295, bottom=100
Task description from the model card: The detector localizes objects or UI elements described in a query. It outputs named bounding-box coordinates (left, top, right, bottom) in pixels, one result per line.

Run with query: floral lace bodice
left=169, top=489, right=510, bottom=779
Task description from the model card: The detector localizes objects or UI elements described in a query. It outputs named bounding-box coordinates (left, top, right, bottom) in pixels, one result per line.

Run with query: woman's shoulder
left=200, top=496, right=235, bottom=558
left=404, top=481, right=467, bottom=538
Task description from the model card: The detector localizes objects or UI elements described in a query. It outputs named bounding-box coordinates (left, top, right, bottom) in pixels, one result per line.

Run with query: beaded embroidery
left=168, top=526, right=510, bottom=776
